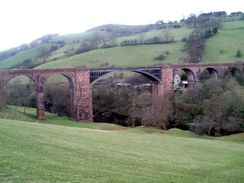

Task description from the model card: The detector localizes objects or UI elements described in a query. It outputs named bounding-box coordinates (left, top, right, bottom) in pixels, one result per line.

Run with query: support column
left=151, top=82, right=164, bottom=103
left=34, top=75, right=46, bottom=121
left=152, top=67, right=174, bottom=106
left=71, top=69, right=93, bottom=122
left=150, top=66, right=174, bottom=130
left=0, top=78, right=7, bottom=106
left=36, top=90, right=45, bottom=120
left=151, top=66, right=174, bottom=104
left=161, top=66, right=174, bottom=96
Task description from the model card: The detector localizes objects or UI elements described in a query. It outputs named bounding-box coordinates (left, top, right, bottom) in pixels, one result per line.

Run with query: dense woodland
left=1, top=69, right=243, bottom=136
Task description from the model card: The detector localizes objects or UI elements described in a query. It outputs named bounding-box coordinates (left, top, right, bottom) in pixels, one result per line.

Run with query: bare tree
left=0, top=85, right=5, bottom=110
left=142, top=94, right=173, bottom=129
left=138, top=33, right=146, bottom=44
left=161, top=28, right=174, bottom=43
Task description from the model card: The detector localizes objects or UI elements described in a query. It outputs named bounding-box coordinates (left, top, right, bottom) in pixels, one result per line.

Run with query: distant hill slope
left=0, top=25, right=191, bottom=69
left=203, top=20, right=244, bottom=63
left=37, top=43, right=184, bottom=68
left=0, top=19, right=244, bottom=70
left=0, top=46, right=41, bottom=69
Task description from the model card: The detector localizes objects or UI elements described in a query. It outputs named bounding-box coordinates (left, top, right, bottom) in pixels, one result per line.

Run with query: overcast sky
left=0, top=0, right=243, bottom=51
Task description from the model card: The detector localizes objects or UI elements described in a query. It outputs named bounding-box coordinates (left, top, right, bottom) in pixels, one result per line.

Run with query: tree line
left=1, top=71, right=243, bottom=136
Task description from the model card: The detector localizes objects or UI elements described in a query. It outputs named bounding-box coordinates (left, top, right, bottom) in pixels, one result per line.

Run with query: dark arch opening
left=92, top=70, right=156, bottom=126
left=199, top=67, right=218, bottom=80
left=174, top=68, right=196, bottom=90
left=224, top=67, right=244, bottom=86
left=44, top=74, right=73, bottom=117
left=4, top=75, right=37, bottom=118
left=224, top=67, right=241, bottom=77
left=182, top=68, right=196, bottom=82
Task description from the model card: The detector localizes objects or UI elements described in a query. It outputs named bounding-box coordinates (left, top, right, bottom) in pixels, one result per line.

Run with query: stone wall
left=0, top=62, right=243, bottom=122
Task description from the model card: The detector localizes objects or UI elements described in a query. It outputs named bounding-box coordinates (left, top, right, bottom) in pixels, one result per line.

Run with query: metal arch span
left=90, top=67, right=162, bottom=83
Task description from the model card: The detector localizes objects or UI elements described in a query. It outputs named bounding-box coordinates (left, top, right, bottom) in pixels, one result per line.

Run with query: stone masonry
left=0, top=63, right=243, bottom=122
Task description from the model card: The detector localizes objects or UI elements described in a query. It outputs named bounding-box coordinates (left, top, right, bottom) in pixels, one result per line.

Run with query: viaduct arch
left=0, top=63, right=243, bottom=122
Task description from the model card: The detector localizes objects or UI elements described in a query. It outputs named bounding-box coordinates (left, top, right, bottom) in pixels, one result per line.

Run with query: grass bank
left=0, top=106, right=244, bottom=182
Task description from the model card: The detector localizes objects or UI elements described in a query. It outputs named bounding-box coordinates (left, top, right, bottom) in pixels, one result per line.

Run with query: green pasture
left=203, top=21, right=244, bottom=63
left=0, top=110, right=244, bottom=182
left=37, top=43, right=184, bottom=69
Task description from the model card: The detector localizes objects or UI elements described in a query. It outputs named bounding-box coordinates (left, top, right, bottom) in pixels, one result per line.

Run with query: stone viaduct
left=0, top=62, right=243, bottom=122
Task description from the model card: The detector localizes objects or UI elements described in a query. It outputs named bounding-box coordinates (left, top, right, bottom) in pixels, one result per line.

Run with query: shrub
left=6, top=81, right=36, bottom=108
left=220, top=49, right=224, bottom=54
left=93, top=76, right=152, bottom=127
left=181, top=37, right=187, bottom=42
left=174, top=78, right=244, bottom=136
left=142, top=94, right=172, bottom=129
left=0, top=88, right=5, bottom=110
left=144, top=36, right=162, bottom=44
left=185, top=33, right=205, bottom=63
left=75, top=42, right=98, bottom=54
left=236, top=49, right=242, bottom=57
left=100, top=41, right=118, bottom=48
left=120, top=39, right=139, bottom=46
left=154, top=54, right=166, bottom=61
left=100, top=62, right=109, bottom=67
left=44, top=83, right=71, bottom=116
left=10, top=59, right=34, bottom=69
left=165, top=51, right=170, bottom=55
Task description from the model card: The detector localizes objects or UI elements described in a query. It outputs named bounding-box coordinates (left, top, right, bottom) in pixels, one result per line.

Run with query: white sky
left=0, top=0, right=243, bottom=51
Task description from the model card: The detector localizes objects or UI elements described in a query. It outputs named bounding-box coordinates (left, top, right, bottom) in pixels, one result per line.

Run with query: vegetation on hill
left=0, top=11, right=243, bottom=70
left=203, top=20, right=244, bottom=63
left=174, top=77, right=244, bottom=136
left=37, top=43, right=184, bottom=68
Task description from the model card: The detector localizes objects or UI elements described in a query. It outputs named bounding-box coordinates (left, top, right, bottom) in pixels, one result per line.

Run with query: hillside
left=0, top=110, right=244, bottom=182
left=37, top=43, right=184, bottom=68
left=37, top=27, right=190, bottom=68
left=203, top=20, right=244, bottom=63
left=0, top=18, right=244, bottom=70
left=0, top=26, right=191, bottom=69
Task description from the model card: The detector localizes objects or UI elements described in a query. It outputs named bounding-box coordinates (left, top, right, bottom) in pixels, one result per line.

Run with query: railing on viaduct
left=0, top=62, right=243, bottom=122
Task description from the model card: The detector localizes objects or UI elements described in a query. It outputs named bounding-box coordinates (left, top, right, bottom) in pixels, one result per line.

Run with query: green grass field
left=203, top=21, right=244, bottom=63
left=0, top=106, right=125, bottom=130
left=37, top=43, right=184, bottom=69
left=0, top=106, right=244, bottom=182
left=0, top=46, right=41, bottom=69
left=37, top=27, right=191, bottom=69
left=117, top=27, right=192, bottom=43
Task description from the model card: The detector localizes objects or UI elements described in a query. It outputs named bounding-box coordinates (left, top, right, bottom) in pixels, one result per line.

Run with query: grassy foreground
left=0, top=106, right=125, bottom=130
left=0, top=109, right=244, bottom=182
